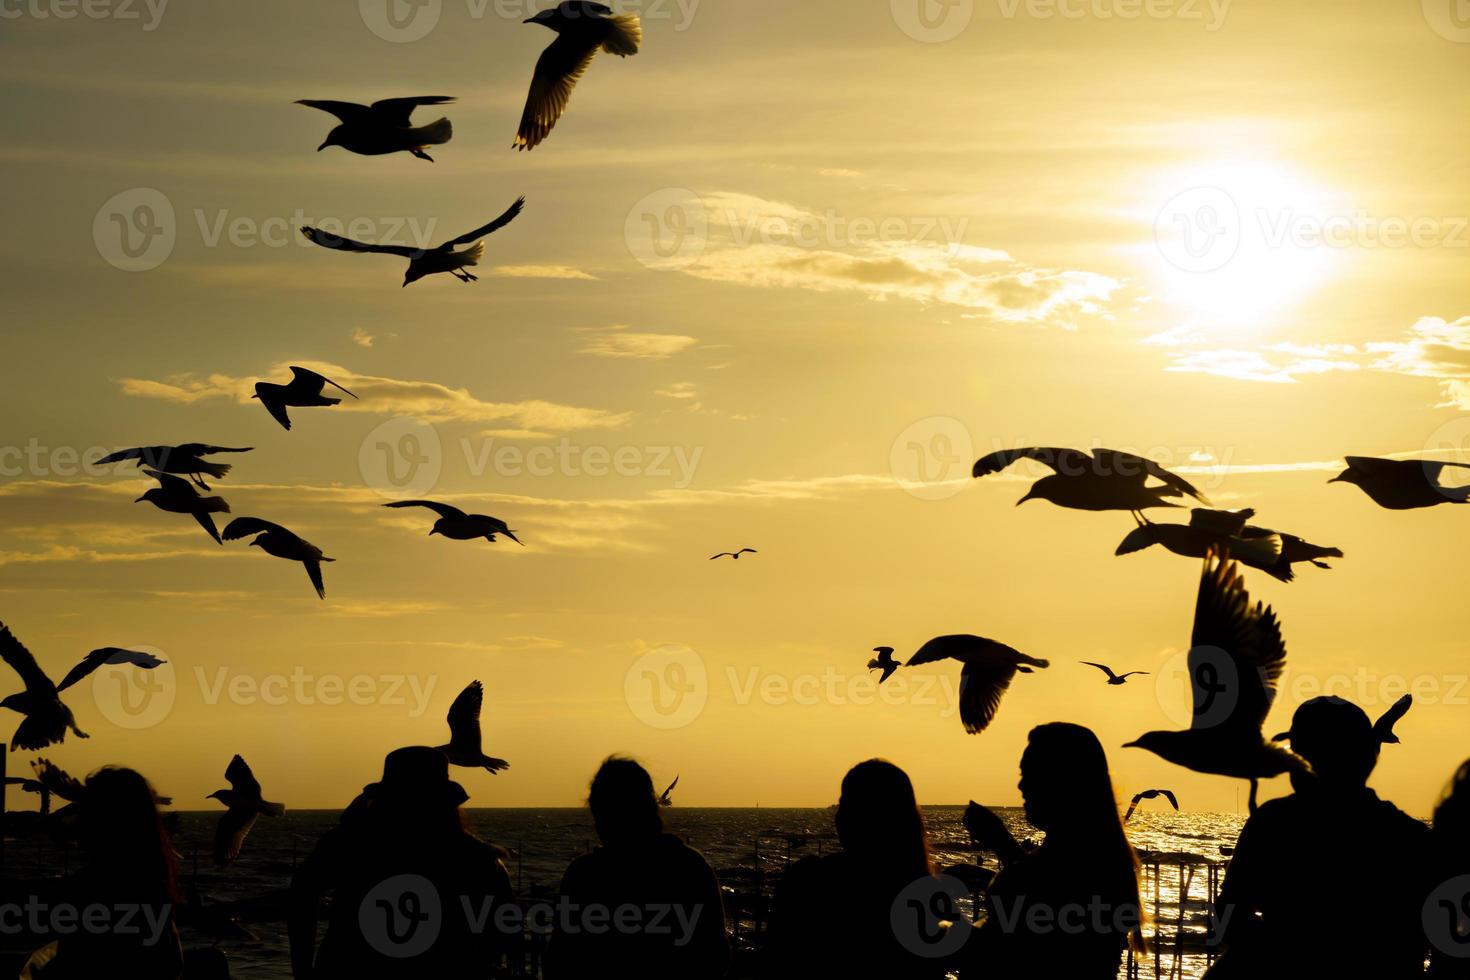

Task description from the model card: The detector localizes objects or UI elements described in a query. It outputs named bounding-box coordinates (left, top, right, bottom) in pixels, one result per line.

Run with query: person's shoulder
left=1369, top=794, right=1431, bottom=836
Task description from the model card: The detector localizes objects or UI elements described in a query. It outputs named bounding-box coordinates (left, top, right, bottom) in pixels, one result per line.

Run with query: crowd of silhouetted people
left=9, top=705, right=1468, bottom=979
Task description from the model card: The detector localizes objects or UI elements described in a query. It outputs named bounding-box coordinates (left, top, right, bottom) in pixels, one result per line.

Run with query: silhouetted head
left=248, top=538, right=263, bottom=549
left=80, top=766, right=180, bottom=901
left=429, top=518, right=446, bottom=536
left=524, top=6, right=560, bottom=28
left=1327, top=467, right=1358, bottom=486
left=205, top=789, right=229, bottom=803
left=588, top=756, right=662, bottom=847
left=835, top=759, right=932, bottom=879
left=1022, top=723, right=1119, bottom=833
left=364, top=746, right=468, bottom=808
left=1016, top=474, right=1062, bottom=506
left=318, top=126, right=344, bottom=152
left=402, top=267, right=428, bottom=288
left=1120, top=730, right=1179, bottom=761
left=1283, top=696, right=1377, bottom=788
left=135, top=487, right=164, bottom=505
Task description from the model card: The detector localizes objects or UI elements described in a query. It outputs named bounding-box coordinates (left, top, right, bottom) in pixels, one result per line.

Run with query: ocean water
left=2, top=806, right=1243, bottom=979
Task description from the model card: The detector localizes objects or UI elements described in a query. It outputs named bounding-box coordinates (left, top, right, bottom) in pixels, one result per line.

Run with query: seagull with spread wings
left=434, top=681, right=509, bottom=774
left=253, top=366, right=358, bottom=432
left=1116, top=508, right=1341, bottom=583
left=297, top=95, right=455, bottom=161
left=300, top=197, right=525, bottom=286
left=208, top=755, right=284, bottom=868
left=1079, top=661, right=1148, bottom=686
left=383, top=500, right=522, bottom=545
left=223, top=518, right=334, bottom=599
left=658, top=775, right=678, bottom=807
left=1329, top=455, right=1470, bottom=509
left=97, top=443, right=251, bottom=490
left=973, top=447, right=1208, bottom=518
left=1122, top=788, right=1179, bottom=823
left=903, top=634, right=1050, bottom=734
left=709, top=549, right=757, bottom=560
left=56, top=646, right=165, bottom=693
left=0, top=623, right=88, bottom=750
left=1124, top=553, right=1306, bottom=811
left=867, top=646, right=903, bottom=684
left=515, top=2, right=641, bottom=151
left=135, top=468, right=231, bottom=545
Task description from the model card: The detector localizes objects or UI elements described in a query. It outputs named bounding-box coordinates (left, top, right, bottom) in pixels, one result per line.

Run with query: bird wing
left=1079, top=661, right=1119, bottom=680
left=663, top=775, right=679, bottom=797
left=383, top=500, right=467, bottom=520
left=96, top=447, right=150, bottom=465
left=1160, top=789, right=1179, bottom=810
left=56, top=649, right=111, bottom=692
left=176, top=444, right=252, bottom=457
left=738, top=548, right=758, bottom=555
left=1188, top=554, right=1286, bottom=733
left=1189, top=508, right=1254, bottom=535
left=971, top=447, right=1091, bottom=478
left=515, top=33, right=599, bottom=150
left=1373, top=694, right=1412, bottom=740
left=290, top=365, right=358, bottom=399
left=140, top=468, right=196, bottom=494
left=300, top=226, right=419, bottom=257
left=194, top=511, right=226, bottom=545
left=32, top=758, right=84, bottom=803
left=709, top=553, right=733, bottom=560
left=225, top=754, right=263, bottom=798
left=1092, top=449, right=1208, bottom=501
left=907, top=634, right=1032, bottom=667
left=222, top=517, right=291, bottom=541
left=295, top=99, right=370, bottom=123
left=445, top=197, right=527, bottom=247
left=369, top=95, right=455, bottom=126
left=446, top=681, right=485, bottom=752
left=1114, top=526, right=1158, bottom=556
left=305, top=561, right=327, bottom=600
left=258, top=395, right=293, bottom=431
left=10, top=716, right=62, bottom=752
left=956, top=659, right=1019, bottom=734
left=214, top=807, right=259, bottom=868
left=0, top=623, right=57, bottom=697
left=1421, top=459, right=1470, bottom=480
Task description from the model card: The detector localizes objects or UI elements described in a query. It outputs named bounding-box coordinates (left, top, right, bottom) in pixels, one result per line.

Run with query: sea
left=1, top=806, right=1245, bottom=979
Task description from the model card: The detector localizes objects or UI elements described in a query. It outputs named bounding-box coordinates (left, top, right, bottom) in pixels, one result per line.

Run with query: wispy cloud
left=351, top=328, right=375, bottom=348
left=578, top=325, right=700, bottom=360
left=491, top=264, right=599, bottom=281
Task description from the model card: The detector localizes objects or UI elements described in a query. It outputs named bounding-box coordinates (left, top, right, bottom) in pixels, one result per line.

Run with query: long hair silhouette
left=78, top=766, right=180, bottom=905
left=589, top=755, right=663, bottom=846
left=834, top=758, right=934, bottom=881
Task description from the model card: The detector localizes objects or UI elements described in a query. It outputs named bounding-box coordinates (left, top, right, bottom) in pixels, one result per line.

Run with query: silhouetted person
left=765, top=759, right=951, bottom=979
left=1209, top=697, right=1434, bottom=979
left=545, top=756, right=728, bottom=980
left=960, top=723, right=1140, bottom=978
left=1429, top=758, right=1470, bottom=978
left=288, top=747, right=515, bottom=978
left=24, top=766, right=183, bottom=979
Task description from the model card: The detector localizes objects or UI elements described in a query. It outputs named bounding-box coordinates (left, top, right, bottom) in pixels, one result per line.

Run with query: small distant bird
left=1124, top=553, right=1306, bottom=812
left=973, top=447, right=1208, bottom=517
left=297, top=96, right=455, bottom=161
left=135, top=468, right=231, bottom=544
left=435, top=681, right=509, bottom=774
left=515, top=2, right=642, bottom=151
left=253, top=366, right=358, bottom=431
left=1122, top=788, right=1179, bottom=823
left=710, top=549, right=757, bottom=560
left=0, top=623, right=87, bottom=750
left=867, top=646, right=903, bottom=684
left=222, top=518, right=334, bottom=599
left=1079, top=661, right=1148, bottom=686
left=659, top=775, right=678, bottom=807
left=56, top=646, right=165, bottom=692
left=383, top=500, right=522, bottom=545
left=208, top=755, right=284, bottom=868
left=1373, top=694, right=1412, bottom=744
left=97, top=443, right=252, bottom=490
left=1117, top=508, right=1342, bottom=583
left=300, top=197, right=525, bottom=287
left=1330, top=456, right=1470, bottom=509
left=904, top=634, right=1050, bottom=734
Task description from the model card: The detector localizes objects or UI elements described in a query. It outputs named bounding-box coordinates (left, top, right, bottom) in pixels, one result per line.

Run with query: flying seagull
left=973, top=447, right=1208, bottom=517
left=1118, top=509, right=1344, bottom=582
left=710, top=549, right=757, bottom=560
left=658, top=775, right=678, bottom=807
left=867, top=646, right=903, bottom=684
left=1329, top=456, right=1470, bottom=509
left=297, top=96, right=454, bottom=161
left=208, top=755, right=284, bottom=868
left=0, top=623, right=88, bottom=751
left=1124, top=553, right=1306, bottom=812
left=135, top=468, right=231, bottom=545
left=1122, top=788, right=1179, bottom=823
left=435, top=681, right=509, bottom=774
left=515, top=2, right=642, bottom=151
left=300, top=197, right=525, bottom=287
left=1079, top=661, right=1148, bottom=686
left=56, top=646, right=165, bottom=693
left=903, top=634, right=1050, bottom=734
left=222, top=518, right=334, bottom=599
left=97, top=443, right=252, bottom=490
left=383, top=500, right=522, bottom=545
left=253, top=367, right=358, bottom=432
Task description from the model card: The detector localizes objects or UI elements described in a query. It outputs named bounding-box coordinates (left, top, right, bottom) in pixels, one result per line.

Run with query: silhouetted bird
left=659, top=774, right=678, bottom=807
left=435, top=681, right=509, bottom=773
left=1124, top=553, right=1306, bottom=811
left=1122, top=788, right=1178, bottom=823
left=1079, top=661, right=1148, bottom=685
left=383, top=500, right=522, bottom=544
left=867, top=646, right=902, bottom=683
left=973, top=446, right=1207, bottom=516
left=300, top=197, right=525, bottom=286
left=22, top=758, right=86, bottom=816
left=253, top=366, right=358, bottom=431
left=0, top=623, right=87, bottom=750
left=56, top=646, right=165, bottom=692
left=297, top=96, right=454, bottom=161
left=209, top=754, right=284, bottom=868
left=904, top=634, right=1050, bottom=733
left=1372, top=694, right=1412, bottom=744
left=709, top=548, right=757, bottom=560
left=1330, top=455, right=1470, bottom=508
left=97, top=443, right=251, bottom=490
left=135, top=468, right=230, bottom=544
left=1117, top=508, right=1342, bottom=583
left=222, top=518, right=334, bottom=599
left=515, top=2, right=641, bottom=151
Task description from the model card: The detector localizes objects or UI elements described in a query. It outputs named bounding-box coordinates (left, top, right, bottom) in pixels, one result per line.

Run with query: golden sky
left=1, top=0, right=1467, bottom=816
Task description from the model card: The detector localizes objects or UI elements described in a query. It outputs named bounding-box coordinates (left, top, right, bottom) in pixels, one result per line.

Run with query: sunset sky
left=1, top=0, right=1468, bottom=816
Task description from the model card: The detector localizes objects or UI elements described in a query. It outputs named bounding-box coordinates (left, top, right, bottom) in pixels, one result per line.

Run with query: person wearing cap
left=287, top=746, right=516, bottom=978
left=1207, top=696, right=1435, bottom=979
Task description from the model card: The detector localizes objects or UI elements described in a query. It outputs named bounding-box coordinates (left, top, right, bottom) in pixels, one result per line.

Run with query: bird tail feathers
left=418, top=117, right=453, bottom=145
left=261, top=800, right=285, bottom=817
left=462, top=240, right=486, bottom=266
left=198, top=461, right=231, bottom=480
left=201, top=496, right=230, bottom=514
left=601, top=14, right=641, bottom=56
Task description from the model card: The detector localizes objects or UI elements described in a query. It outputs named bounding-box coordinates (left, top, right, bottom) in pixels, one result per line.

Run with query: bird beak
left=250, top=393, right=259, bottom=400
left=1326, top=476, right=1342, bottom=483
left=1016, top=491, right=1035, bottom=506
left=428, top=529, right=438, bottom=536
left=133, top=496, right=145, bottom=503
left=317, top=141, right=329, bottom=152
left=523, top=15, right=536, bottom=22
left=1121, top=739, right=1140, bottom=748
